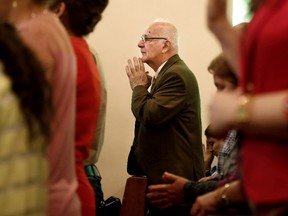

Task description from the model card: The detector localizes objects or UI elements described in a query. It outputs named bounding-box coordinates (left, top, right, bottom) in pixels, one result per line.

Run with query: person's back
left=15, top=9, right=80, bottom=216
left=49, top=0, right=109, bottom=215
left=0, top=22, right=51, bottom=216
left=240, top=1, right=288, bottom=209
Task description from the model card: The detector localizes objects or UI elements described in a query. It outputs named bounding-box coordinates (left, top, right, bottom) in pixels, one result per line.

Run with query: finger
left=148, top=184, right=169, bottom=192
left=146, top=191, right=166, bottom=199
left=190, top=203, right=200, bottom=216
left=158, top=202, right=173, bottom=209
left=150, top=199, right=172, bottom=209
left=147, top=75, right=152, bottom=82
left=125, top=65, right=131, bottom=77
left=162, top=172, right=178, bottom=183
left=128, top=59, right=135, bottom=74
left=190, top=203, right=204, bottom=216
left=133, top=57, right=139, bottom=72
left=147, top=194, right=170, bottom=205
left=198, top=177, right=205, bottom=182
left=139, top=57, right=145, bottom=72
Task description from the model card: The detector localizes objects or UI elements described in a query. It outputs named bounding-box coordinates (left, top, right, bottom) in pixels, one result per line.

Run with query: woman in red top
left=190, top=0, right=288, bottom=215
left=50, top=0, right=108, bottom=215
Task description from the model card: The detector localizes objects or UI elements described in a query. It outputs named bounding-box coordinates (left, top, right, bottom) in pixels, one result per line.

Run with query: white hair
left=152, top=18, right=178, bottom=52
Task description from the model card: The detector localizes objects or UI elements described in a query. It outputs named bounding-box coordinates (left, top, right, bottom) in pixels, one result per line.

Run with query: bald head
left=148, top=19, right=178, bottom=53
left=138, top=19, right=179, bottom=71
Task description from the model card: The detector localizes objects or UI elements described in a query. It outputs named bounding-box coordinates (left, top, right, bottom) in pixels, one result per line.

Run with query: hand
left=203, top=141, right=214, bottom=170
left=205, top=140, right=213, bottom=152
left=207, top=0, right=228, bottom=30
left=125, top=57, right=151, bottom=90
left=209, top=90, right=241, bottom=135
left=145, top=71, right=152, bottom=89
left=206, top=0, right=240, bottom=75
left=146, top=172, right=189, bottom=209
left=198, top=174, right=219, bottom=182
left=190, top=190, right=221, bottom=216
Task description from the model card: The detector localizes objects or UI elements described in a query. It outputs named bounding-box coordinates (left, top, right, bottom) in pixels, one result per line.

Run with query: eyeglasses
left=140, top=34, right=167, bottom=43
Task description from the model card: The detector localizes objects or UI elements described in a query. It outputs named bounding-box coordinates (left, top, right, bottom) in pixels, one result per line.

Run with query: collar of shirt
left=154, top=61, right=167, bottom=79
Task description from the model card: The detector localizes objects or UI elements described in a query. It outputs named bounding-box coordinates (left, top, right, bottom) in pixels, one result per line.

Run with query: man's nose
left=138, top=40, right=144, bottom=48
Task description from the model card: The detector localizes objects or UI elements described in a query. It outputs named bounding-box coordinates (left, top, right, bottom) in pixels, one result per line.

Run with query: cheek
left=143, top=50, right=153, bottom=61
left=141, top=52, right=149, bottom=62
left=146, top=49, right=158, bottom=60
left=145, top=44, right=157, bottom=57
left=213, top=144, right=220, bottom=152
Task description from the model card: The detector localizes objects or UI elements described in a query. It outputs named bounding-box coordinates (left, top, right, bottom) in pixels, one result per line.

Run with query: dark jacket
left=128, top=54, right=204, bottom=184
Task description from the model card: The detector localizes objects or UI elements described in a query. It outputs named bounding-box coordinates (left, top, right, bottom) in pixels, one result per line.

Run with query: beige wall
left=87, top=0, right=221, bottom=200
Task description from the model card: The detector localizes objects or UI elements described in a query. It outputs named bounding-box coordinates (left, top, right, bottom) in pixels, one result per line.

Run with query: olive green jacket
left=129, top=54, right=204, bottom=184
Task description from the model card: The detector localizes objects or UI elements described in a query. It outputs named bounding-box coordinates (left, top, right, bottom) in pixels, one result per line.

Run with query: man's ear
left=161, top=40, right=170, bottom=54
left=53, top=2, right=66, bottom=18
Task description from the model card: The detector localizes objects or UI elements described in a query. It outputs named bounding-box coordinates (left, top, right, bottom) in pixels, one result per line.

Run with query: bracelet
left=235, top=94, right=252, bottom=124
left=215, top=183, right=230, bottom=207
left=220, top=183, right=230, bottom=206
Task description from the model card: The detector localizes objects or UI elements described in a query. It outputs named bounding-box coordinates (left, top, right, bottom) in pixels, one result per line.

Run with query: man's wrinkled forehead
left=145, top=24, right=161, bottom=36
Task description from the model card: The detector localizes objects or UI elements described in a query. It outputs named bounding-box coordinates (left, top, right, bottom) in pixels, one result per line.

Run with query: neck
left=151, top=53, right=176, bottom=72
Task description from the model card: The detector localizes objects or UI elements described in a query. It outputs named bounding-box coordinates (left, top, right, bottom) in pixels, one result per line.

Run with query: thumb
left=162, top=172, right=178, bottom=183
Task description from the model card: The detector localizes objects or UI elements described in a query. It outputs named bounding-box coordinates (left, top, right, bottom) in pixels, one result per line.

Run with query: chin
left=141, top=56, right=148, bottom=63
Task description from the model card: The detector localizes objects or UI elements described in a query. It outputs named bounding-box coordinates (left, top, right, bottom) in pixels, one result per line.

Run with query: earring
left=12, top=1, right=18, bottom=8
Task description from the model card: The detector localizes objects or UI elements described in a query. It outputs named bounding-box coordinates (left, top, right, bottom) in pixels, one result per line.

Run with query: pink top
left=17, top=12, right=81, bottom=216
left=240, top=0, right=288, bottom=204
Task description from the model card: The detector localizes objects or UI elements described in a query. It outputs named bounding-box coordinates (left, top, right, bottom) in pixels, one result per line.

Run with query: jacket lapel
left=150, top=54, right=181, bottom=93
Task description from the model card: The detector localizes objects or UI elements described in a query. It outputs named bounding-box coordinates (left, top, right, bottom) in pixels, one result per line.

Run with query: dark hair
left=51, top=0, right=109, bottom=37
left=249, top=0, right=266, bottom=13
left=0, top=22, right=53, bottom=140
left=204, top=124, right=227, bottom=139
left=207, top=53, right=238, bottom=86
left=204, top=125, right=214, bottom=138
left=33, top=0, right=57, bottom=7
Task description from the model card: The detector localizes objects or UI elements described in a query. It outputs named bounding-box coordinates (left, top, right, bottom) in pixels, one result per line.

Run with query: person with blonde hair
left=1, top=0, right=80, bottom=215
left=0, top=21, right=52, bottom=216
